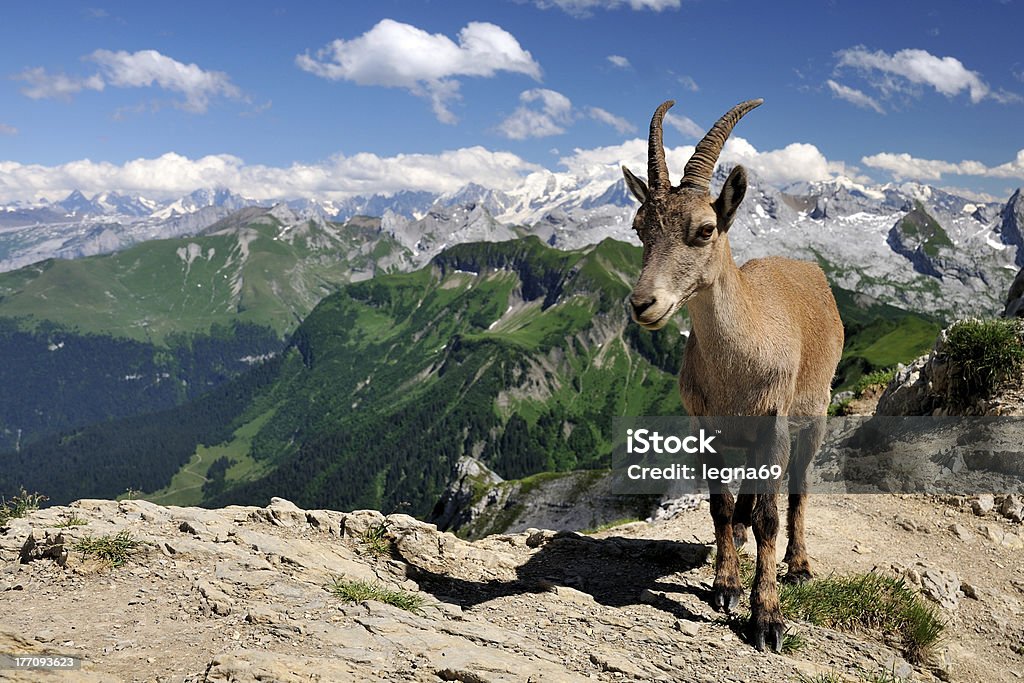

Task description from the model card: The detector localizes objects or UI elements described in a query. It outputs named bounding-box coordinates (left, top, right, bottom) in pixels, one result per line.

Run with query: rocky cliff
left=877, top=319, right=1024, bottom=417
left=2, top=495, right=1023, bottom=681
left=429, top=457, right=655, bottom=539
left=1005, top=266, right=1024, bottom=318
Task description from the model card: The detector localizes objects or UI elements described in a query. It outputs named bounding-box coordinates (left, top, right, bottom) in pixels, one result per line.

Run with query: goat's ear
left=622, top=166, right=649, bottom=204
left=714, top=165, right=747, bottom=232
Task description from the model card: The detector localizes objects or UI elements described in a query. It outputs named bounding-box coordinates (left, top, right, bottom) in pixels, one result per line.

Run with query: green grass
left=0, top=214, right=406, bottom=341
left=828, top=398, right=854, bottom=417
left=359, top=521, right=393, bottom=557
left=853, top=367, right=896, bottom=397
left=581, top=517, right=641, bottom=534
left=795, top=666, right=906, bottom=683
left=899, top=202, right=953, bottom=258
left=140, top=407, right=275, bottom=506
left=781, top=573, right=943, bottom=663
left=52, top=512, right=89, bottom=528
left=73, top=530, right=142, bottom=567
left=0, top=488, right=47, bottom=526
left=327, top=577, right=425, bottom=613
left=781, top=630, right=808, bottom=654
left=944, top=318, right=1024, bottom=399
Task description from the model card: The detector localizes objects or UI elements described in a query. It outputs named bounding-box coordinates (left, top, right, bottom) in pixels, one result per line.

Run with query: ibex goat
left=622, top=99, right=844, bottom=651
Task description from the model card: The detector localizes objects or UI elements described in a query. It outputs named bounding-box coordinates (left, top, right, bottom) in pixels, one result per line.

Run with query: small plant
left=781, top=572, right=943, bottom=663
left=74, top=530, right=141, bottom=567
left=861, top=666, right=907, bottom=683
left=53, top=512, right=89, bottom=528
left=359, top=521, right=393, bottom=557
left=828, top=398, right=853, bottom=417
left=0, top=488, right=47, bottom=526
left=327, top=577, right=425, bottom=613
left=781, top=630, right=807, bottom=654
left=795, top=667, right=906, bottom=683
left=853, top=368, right=896, bottom=397
left=795, top=671, right=845, bottom=683
left=581, top=517, right=640, bottom=534
left=945, top=319, right=1024, bottom=399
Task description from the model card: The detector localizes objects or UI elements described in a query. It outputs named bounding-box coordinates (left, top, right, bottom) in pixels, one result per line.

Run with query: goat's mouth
left=635, top=298, right=682, bottom=330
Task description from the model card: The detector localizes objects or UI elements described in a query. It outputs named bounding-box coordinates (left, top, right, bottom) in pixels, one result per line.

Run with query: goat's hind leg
left=732, top=486, right=755, bottom=549
left=783, top=416, right=825, bottom=584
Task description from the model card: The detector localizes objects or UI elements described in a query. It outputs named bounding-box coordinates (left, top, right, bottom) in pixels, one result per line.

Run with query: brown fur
left=623, top=99, right=844, bottom=652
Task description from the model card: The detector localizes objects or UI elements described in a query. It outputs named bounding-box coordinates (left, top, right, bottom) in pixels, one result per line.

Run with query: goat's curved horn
left=680, top=99, right=763, bottom=191
left=648, top=100, right=674, bottom=196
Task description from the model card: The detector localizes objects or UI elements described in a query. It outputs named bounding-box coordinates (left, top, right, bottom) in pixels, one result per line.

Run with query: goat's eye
left=698, top=224, right=715, bottom=240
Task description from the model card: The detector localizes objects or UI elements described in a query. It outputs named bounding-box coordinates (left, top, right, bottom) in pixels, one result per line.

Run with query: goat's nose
left=629, top=294, right=656, bottom=317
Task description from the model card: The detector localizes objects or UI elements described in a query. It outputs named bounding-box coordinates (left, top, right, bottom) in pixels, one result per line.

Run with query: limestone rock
left=920, top=568, right=960, bottom=610
left=1005, top=266, right=1024, bottom=318
left=972, top=494, right=996, bottom=515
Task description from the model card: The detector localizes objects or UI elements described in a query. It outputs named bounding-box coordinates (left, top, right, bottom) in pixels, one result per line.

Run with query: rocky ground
left=1, top=494, right=1022, bottom=683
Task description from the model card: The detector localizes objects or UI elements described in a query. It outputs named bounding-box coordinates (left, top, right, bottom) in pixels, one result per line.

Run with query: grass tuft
left=359, top=521, right=393, bottom=557
left=781, top=630, right=807, bottom=654
left=781, top=573, right=943, bottom=663
left=327, top=577, right=425, bottom=613
left=945, top=319, right=1024, bottom=399
left=853, top=367, right=896, bottom=397
left=53, top=512, right=89, bottom=528
left=0, top=488, right=47, bottom=526
left=581, top=517, right=640, bottom=534
left=795, top=672, right=846, bottom=683
left=73, top=530, right=141, bottom=567
left=794, top=666, right=907, bottom=683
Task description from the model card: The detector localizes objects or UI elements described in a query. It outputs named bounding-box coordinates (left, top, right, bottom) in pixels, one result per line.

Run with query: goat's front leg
left=708, top=477, right=741, bottom=612
left=749, top=417, right=789, bottom=652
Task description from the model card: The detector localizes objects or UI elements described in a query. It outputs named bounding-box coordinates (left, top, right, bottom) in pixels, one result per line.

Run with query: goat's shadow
left=406, top=532, right=714, bottom=623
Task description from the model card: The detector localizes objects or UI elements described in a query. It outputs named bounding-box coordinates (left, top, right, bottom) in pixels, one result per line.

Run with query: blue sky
left=1, top=0, right=1022, bottom=202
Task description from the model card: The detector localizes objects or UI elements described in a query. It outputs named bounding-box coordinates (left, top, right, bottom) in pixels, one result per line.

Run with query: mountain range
left=3, top=168, right=1021, bottom=320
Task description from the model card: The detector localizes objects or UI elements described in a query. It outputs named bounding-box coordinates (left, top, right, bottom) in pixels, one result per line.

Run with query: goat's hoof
left=782, top=568, right=813, bottom=585
left=712, top=585, right=742, bottom=613
left=732, top=523, right=747, bottom=548
left=751, top=615, right=785, bottom=653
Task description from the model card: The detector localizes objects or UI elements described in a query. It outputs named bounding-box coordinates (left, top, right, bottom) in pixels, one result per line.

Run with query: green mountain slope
left=0, top=208, right=410, bottom=342
left=0, top=319, right=279, bottom=451
left=0, top=237, right=939, bottom=512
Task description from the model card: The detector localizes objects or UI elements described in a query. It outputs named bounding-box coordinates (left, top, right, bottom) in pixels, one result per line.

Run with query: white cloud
left=89, top=49, right=242, bottom=113
left=0, top=124, right=17, bottom=136
left=721, top=138, right=848, bottom=186
left=15, top=67, right=105, bottom=100
left=14, top=50, right=241, bottom=113
left=678, top=75, right=699, bottom=92
left=607, top=55, right=631, bottom=69
left=665, top=112, right=703, bottom=139
left=498, top=88, right=574, bottom=139
left=560, top=135, right=856, bottom=188
left=862, top=150, right=1024, bottom=181
left=835, top=46, right=1017, bottom=104
left=296, top=19, right=541, bottom=123
left=826, top=79, right=885, bottom=114
left=586, top=106, right=636, bottom=134
left=533, top=0, right=680, bottom=16
left=0, top=133, right=872, bottom=204
left=0, top=148, right=544, bottom=203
